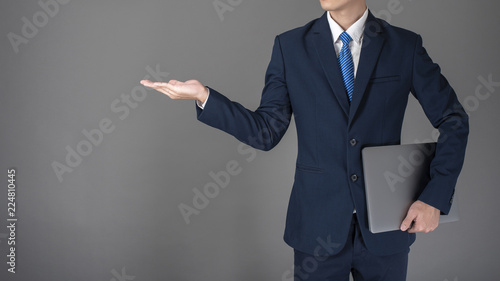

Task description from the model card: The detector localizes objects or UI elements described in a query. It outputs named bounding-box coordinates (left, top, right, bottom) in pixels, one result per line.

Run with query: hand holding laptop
left=400, top=200, right=441, bottom=233
left=362, top=143, right=460, bottom=233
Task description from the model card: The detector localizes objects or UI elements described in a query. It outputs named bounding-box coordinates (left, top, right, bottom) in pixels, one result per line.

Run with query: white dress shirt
left=328, top=8, right=368, bottom=79
left=197, top=9, right=368, bottom=110
left=196, top=88, right=210, bottom=109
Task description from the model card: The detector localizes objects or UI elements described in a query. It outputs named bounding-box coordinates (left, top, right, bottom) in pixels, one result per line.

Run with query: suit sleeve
left=410, top=35, right=469, bottom=214
left=194, top=35, right=292, bottom=151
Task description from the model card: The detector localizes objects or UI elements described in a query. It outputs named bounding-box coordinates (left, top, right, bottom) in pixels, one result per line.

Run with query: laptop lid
left=361, top=142, right=459, bottom=233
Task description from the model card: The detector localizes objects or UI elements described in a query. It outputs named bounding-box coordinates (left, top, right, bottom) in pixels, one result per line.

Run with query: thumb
left=400, top=212, right=416, bottom=231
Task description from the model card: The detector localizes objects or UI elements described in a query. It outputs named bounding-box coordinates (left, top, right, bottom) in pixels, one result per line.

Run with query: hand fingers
left=141, top=80, right=170, bottom=90
left=140, top=80, right=154, bottom=86
left=140, top=80, right=173, bottom=87
left=151, top=85, right=183, bottom=99
left=169, top=79, right=180, bottom=86
left=152, top=82, right=182, bottom=92
left=141, top=81, right=174, bottom=94
left=400, top=212, right=416, bottom=231
left=151, top=85, right=176, bottom=97
left=407, top=222, right=419, bottom=233
left=407, top=218, right=438, bottom=233
left=140, top=80, right=194, bottom=100
left=408, top=221, right=426, bottom=233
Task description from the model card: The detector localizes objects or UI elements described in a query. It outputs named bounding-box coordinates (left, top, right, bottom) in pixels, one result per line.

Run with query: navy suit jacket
left=195, top=11, right=468, bottom=256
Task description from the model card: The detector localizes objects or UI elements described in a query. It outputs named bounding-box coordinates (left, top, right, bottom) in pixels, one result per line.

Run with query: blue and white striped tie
left=338, top=32, right=354, bottom=102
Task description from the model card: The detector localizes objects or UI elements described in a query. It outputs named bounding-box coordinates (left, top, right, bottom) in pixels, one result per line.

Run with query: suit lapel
left=348, top=12, right=386, bottom=125
left=311, top=12, right=350, bottom=117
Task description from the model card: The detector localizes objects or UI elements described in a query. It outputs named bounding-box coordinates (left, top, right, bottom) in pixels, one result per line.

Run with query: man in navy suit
left=142, top=0, right=468, bottom=279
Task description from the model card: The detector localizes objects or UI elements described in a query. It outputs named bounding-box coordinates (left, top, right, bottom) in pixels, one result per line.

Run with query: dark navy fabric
left=195, top=10, right=469, bottom=256
left=293, top=214, right=409, bottom=281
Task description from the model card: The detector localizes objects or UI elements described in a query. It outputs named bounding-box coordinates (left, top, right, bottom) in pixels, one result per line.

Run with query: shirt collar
left=327, top=8, right=368, bottom=44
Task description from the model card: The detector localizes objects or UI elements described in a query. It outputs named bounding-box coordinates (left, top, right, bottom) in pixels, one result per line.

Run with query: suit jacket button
left=350, top=139, right=357, bottom=146
left=351, top=174, right=358, bottom=182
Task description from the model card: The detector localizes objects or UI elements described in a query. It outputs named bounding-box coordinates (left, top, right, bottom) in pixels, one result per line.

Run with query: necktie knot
left=339, top=32, right=352, bottom=46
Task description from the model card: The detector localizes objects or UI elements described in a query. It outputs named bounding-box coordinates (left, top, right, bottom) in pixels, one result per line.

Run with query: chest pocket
left=369, top=75, right=401, bottom=84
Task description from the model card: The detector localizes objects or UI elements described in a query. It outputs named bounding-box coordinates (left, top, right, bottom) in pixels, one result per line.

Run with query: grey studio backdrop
left=0, top=0, right=499, bottom=280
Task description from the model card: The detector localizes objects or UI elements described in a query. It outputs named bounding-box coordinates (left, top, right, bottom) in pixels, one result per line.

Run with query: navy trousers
left=293, top=214, right=410, bottom=281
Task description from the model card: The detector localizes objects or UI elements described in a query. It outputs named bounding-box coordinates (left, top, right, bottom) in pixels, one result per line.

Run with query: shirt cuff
left=196, top=88, right=210, bottom=109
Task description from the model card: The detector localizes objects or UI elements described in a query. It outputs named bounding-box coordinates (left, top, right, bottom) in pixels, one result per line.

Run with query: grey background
left=0, top=0, right=498, bottom=280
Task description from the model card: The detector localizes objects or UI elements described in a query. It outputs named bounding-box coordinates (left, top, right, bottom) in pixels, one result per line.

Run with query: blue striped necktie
left=338, top=32, right=354, bottom=102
